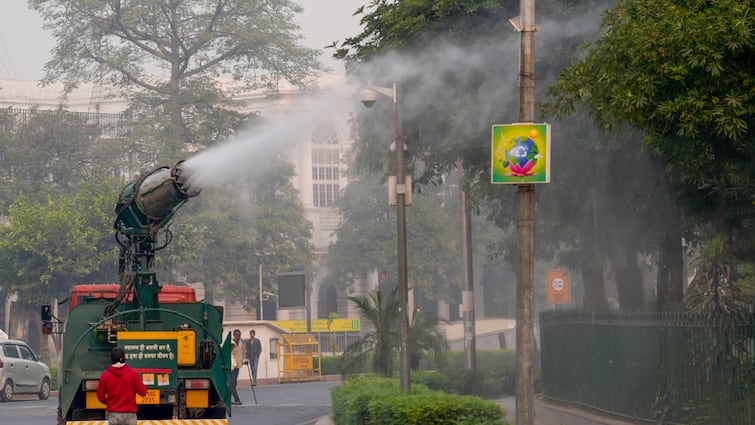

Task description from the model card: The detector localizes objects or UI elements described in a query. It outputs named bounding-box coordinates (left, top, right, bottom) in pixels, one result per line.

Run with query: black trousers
left=231, top=367, right=241, bottom=402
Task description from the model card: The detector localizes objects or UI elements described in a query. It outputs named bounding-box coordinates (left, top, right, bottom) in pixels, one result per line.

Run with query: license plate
left=137, top=389, right=160, bottom=404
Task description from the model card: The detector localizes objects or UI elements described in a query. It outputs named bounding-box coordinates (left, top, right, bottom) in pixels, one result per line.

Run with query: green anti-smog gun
left=43, top=161, right=234, bottom=425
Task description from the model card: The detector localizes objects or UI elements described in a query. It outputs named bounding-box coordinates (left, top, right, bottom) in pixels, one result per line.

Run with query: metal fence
left=0, top=108, right=130, bottom=138
left=540, top=310, right=755, bottom=425
left=312, top=331, right=362, bottom=355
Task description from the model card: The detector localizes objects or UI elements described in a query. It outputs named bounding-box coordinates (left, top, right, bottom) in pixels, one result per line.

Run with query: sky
left=0, top=1, right=366, bottom=81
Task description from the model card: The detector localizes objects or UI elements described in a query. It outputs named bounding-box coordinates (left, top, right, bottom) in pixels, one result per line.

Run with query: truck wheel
left=38, top=378, right=51, bottom=400
left=0, top=379, right=13, bottom=401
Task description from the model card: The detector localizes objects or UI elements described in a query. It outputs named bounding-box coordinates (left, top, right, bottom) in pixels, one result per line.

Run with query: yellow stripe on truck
left=67, top=420, right=228, bottom=425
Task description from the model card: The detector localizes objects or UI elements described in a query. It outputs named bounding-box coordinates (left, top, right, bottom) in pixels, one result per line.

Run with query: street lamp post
left=360, top=82, right=411, bottom=393
left=259, top=263, right=264, bottom=320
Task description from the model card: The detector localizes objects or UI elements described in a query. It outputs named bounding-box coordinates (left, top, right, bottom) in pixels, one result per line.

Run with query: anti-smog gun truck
left=43, top=161, right=233, bottom=425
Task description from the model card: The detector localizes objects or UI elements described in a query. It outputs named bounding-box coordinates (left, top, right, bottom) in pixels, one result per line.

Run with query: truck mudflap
left=66, top=420, right=227, bottom=425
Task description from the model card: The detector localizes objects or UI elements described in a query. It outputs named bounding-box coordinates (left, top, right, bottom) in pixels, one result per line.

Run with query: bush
left=411, top=370, right=451, bottom=392
left=321, top=355, right=342, bottom=375
left=440, top=350, right=517, bottom=398
left=332, top=376, right=509, bottom=425
left=326, top=349, right=527, bottom=398
left=331, top=376, right=419, bottom=425
left=50, top=367, right=58, bottom=390
left=369, top=392, right=507, bottom=425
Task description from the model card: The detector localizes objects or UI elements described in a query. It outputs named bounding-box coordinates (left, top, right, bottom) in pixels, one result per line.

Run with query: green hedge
left=327, top=349, right=531, bottom=399
left=332, top=376, right=508, bottom=425
left=50, top=367, right=59, bottom=390
left=414, top=350, right=522, bottom=398
left=368, top=392, right=507, bottom=425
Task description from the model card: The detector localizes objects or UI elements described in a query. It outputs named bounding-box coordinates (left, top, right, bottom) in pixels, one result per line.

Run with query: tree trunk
left=614, top=252, right=644, bottom=312
left=582, top=182, right=608, bottom=312
left=657, top=234, right=684, bottom=311
left=582, top=255, right=608, bottom=312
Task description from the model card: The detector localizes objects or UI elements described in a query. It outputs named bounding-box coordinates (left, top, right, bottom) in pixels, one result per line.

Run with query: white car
left=0, top=339, right=52, bottom=401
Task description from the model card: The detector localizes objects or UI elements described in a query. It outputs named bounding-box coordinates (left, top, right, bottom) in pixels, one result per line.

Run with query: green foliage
left=327, top=349, right=521, bottom=400
left=411, top=370, right=452, bottom=391
left=683, top=236, right=749, bottom=316
left=439, top=350, right=518, bottom=398
left=543, top=0, right=755, bottom=246
left=339, top=0, right=754, bottom=316
left=340, top=288, right=449, bottom=378
left=0, top=174, right=121, bottom=303
left=408, top=309, right=449, bottom=369
left=368, top=392, right=507, bottom=425
left=341, top=290, right=399, bottom=377
left=321, top=355, right=358, bottom=376
left=335, top=0, right=513, bottom=63
left=331, top=375, right=507, bottom=425
left=31, top=0, right=323, bottom=156
left=173, top=160, right=315, bottom=308
left=0, top=109, right=110, bottom=207
left=50, top=367, right=58, bottom=391
left=325, top=175, right=460, bottom=300
left=331, top=376, right=414, bottom=425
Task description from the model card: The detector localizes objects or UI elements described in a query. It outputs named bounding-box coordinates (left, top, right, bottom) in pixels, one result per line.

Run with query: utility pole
left=393, top=83, right=411, bottom=394
left=359, top=82, right=411, bottom=393
left=460, top=171, right=477, bottom=373
left=515, top=0, right=536, bottom=424
left=259, top=263, right=263, bottom=320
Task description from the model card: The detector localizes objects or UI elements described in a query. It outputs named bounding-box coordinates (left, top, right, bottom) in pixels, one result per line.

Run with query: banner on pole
left=491, top=123, right=551, bottom=184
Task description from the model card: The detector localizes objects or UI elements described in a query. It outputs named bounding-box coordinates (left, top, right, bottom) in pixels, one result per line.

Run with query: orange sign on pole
left=547, top=269, right=570, bottom=304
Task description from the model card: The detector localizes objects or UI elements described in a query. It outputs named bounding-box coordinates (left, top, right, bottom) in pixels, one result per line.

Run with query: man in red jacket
left=97, top=347, right=148, bottom=425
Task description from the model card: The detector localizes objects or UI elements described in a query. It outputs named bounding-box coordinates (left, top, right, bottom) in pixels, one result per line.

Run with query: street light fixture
left=360, top=82, right=411, bottom=393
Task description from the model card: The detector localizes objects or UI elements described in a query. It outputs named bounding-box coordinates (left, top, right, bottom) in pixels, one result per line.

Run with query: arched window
left=311, top=122, right=340, bottom=207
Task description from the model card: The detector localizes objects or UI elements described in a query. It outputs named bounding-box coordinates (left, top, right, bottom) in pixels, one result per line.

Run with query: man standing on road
left=244, top=329, right=262, bottom=386
left=230, top=329, right=243, bottom=405
left=97, top=347, right=147, bottom=425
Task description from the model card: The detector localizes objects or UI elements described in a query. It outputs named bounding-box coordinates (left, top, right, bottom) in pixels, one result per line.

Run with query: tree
left=682, top=236, right=748, bottom=316
left=408, top=309, right=449, bottom=370
left=341, top=288, right=449, bottom=377
left=0, top=174, right=121, bottom=305
left=0, top=109, right=110, bottom=206
left=325, top=174, right=460, bottom=302
left=336, top=0, right=754, bottom=314
left=341, top=289, right=399, bottom=377
left=172, top=159, right=315, bottom=309
left=31, top=0, right=322, bottom=159
left=543, top=0, right=755, bottom=260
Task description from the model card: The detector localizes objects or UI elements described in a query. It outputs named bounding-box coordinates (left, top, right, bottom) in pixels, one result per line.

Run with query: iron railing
left=0, top=108, right=130, bottom=138
left=540, top=310, right=755, bottom=425
left=312, top=331, right=363, bottom=355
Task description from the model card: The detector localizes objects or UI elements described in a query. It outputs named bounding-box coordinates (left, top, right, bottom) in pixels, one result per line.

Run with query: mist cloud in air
left=180, top=87, right=353, bottom=190
left=180, top=5, right=607, bottom=191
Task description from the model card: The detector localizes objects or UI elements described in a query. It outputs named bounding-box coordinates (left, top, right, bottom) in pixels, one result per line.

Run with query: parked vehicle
left=0, top=339, right=52, bottom=401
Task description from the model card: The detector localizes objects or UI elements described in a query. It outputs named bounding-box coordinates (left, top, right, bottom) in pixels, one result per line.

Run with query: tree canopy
left=543, top=0, right=755, bottom=255
left=336, top=0, right=753, bottom=313
left=0, top=175, right=121, bottom=304
left=326, top=173, right=461, bottom=302
left=0, top=109, right=109, bottom=206
left=170, top=158, right=315, bottom=309
left=30, top=0, right=323, bottom=158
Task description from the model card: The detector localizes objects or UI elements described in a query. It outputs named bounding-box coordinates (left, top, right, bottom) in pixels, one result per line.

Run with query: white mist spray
left=180, top=84, right=355, bottom=190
